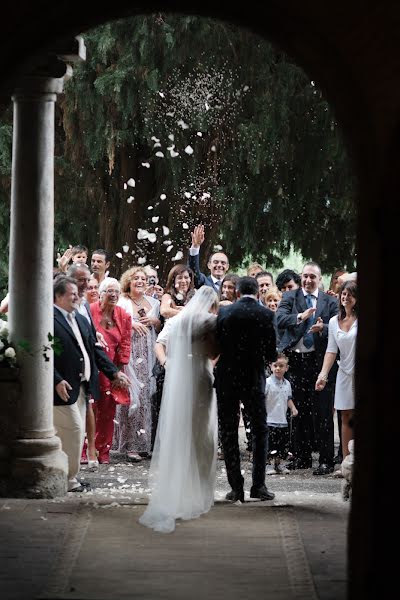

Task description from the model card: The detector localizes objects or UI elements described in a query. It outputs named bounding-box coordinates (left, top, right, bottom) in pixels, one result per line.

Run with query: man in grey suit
left=188, top=224, right=229, bottom=293
left=276, top=262, right=338, bottom=475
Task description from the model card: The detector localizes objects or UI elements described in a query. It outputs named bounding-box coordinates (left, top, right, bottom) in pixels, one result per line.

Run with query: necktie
left=215, top=280, right=221, bottom=290
left=303, top=294, right=315, bottom=349
left=67, top=312, right=91, bottom=381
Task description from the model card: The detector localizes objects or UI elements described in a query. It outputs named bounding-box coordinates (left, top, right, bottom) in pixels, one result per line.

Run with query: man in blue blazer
left=188, top=224, right=229, bottom=293
left=276, top=262, right=339, bottom=475
left=53, top=275, right=129, bottom=491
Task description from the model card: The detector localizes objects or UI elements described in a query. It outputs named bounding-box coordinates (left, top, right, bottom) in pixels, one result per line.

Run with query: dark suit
left=276, top=289, right=338, bottom=467
left=188, top=252, right=221, bottom=292
left=54, top=307, right=118, bottom=406
left=215, top=297, right=277, bottom=492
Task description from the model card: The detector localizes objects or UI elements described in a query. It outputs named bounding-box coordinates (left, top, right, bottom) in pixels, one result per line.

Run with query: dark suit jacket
left=276, top=288, right=339, bottom=361
left=188, top=252, right=220, bottom=292
left=215, top=297, right=277, bottom=395
left=54, top=307, right=118, bottom=406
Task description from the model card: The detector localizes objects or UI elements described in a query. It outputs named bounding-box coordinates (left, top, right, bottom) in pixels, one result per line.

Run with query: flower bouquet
left=0, top=318, right=17, bottom=367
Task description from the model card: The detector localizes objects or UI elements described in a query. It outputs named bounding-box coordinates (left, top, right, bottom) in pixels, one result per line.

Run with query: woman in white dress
left=315, top=280, right=358, bottom=460
left=139, top=286, right=219, bottom=533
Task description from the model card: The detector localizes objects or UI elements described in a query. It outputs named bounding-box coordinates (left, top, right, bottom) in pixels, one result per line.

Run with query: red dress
left=90, top=302, right=132, bottom=462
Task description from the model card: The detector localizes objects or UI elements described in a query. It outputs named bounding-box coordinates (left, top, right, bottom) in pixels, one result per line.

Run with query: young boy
left=57, top=244, right=89, bottom=272
left=265, top=353, right=298, bottom=474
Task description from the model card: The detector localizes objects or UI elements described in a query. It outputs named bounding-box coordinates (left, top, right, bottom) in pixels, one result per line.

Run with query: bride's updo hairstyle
left=184, top=285, right=219, bottom=316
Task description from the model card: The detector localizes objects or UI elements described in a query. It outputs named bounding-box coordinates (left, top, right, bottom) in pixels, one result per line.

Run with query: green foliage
left=0, top=14, right=356, bottom=287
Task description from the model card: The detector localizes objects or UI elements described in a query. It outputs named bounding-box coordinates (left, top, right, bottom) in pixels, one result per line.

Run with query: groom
left=215, top=276, right=278, bottom=502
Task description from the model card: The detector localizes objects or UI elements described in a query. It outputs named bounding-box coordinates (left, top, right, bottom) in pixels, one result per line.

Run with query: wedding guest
left=160, top=264, right=194, bottom=319
left=90, top=278, right=132, bottom=464
left=275, top=269, right=301, bottom=293
left=56, top=244, right=89, bottom=272
left=115, top=266, right=161, bottom=461
left=144, top=265, right=164, bottom=300
left=265, top=353, right=298, bottom=475
left=315, top=280, right=358, bottom=462
left=91, top=248, right=111, bottom=285
left=219, top=273, right=239, bottom=306
left=85, top=277, right=100, bottom=304
left=256, top=271, right=274, bottom=304
left=188, top=224, right=229, bottom=292
left=327, top=269, right=346, bottom=297
left=247, top=262, right=263, bottom=278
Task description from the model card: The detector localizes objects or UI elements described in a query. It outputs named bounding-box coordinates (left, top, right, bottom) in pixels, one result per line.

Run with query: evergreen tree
left=0, top=14, right=356, bottom=293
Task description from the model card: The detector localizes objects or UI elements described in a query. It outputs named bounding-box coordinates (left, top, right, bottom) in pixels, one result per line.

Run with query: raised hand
left=191, top=224, right=205, bottom=248
left=57, top=246, right=73, bottom=272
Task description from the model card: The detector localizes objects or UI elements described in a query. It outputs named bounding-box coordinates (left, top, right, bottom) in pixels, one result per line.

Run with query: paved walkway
left=1, top=447, right=349, bottom=600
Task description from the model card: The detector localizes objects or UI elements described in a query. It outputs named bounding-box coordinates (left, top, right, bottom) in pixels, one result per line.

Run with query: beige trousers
left=54, top=385, right=87, bottom=489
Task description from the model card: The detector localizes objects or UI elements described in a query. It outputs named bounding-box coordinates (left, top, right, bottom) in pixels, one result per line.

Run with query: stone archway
left=1, top=2, right=399, bottom=598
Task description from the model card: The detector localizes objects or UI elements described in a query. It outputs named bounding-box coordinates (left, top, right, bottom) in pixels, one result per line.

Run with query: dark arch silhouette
left=1, top=3, right=399, bottom=598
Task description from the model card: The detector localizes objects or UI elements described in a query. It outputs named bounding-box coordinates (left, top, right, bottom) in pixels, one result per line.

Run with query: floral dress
left=113, top=295, right=160, bottom=455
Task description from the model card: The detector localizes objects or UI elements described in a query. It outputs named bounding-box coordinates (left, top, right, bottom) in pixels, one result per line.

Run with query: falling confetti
left=166, top=245, right=174, bottom=252
left=127, top=178, right=135, bottom=187
left=184, top=145, right=194, bottom=155
left=127, top=196, right=134, bottom=204
left=115, top=252, right=123, bottom=259
left=147, top=206, right=153, bottom=210
left=197, top=132, right=203, bottom=137
left=155, top=151, right=164, bottom=158
left=152, top=216, right=159, bottom=223
left=160, top=193, right=167, bottom=200
left=141, top=162, right=150, bottom=168
left=137, top=257, right=147, bottom=265
left=162, top=226, right=170, bottom=235
left=182, top=223, right=189, bottom=229
left=172, top=251, right=184, bottom=261
left=122, top=244, right=129, bottom=253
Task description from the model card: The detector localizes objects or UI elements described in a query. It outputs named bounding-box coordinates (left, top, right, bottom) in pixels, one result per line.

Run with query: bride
left=139, top=286, right=220, bottom=533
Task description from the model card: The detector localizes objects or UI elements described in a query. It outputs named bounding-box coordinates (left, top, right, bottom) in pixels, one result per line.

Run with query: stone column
left=6, top=77, right=68, bottom=497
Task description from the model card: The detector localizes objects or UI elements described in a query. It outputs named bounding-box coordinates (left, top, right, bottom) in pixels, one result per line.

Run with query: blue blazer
left=188, top=252, right=220, bottom=293
left=276, top=289, right=339, bottom=360
left=53, top=307, right=118, bottom=406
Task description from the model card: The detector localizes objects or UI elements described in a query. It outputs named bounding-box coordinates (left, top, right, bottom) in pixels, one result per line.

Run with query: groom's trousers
left=217, top=388, right=268, bottom=492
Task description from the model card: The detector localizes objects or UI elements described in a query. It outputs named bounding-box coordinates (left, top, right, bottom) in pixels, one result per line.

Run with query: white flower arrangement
left=0, top=318, right=18, bottom=368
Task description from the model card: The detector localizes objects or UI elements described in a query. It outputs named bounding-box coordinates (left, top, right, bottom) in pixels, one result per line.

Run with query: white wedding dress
left=139, top=287, right=219, bottom=533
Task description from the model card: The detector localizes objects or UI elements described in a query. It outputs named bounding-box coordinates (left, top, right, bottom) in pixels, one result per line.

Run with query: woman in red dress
left=90, top=277, right=132, bottom=463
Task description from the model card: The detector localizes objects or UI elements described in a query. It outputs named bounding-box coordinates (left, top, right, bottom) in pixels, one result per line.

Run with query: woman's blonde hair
left=120, top=266, right=147, bottom=294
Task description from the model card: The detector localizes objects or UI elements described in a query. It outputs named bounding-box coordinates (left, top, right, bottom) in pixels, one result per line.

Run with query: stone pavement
left=1, top=447, right=349, bottom=600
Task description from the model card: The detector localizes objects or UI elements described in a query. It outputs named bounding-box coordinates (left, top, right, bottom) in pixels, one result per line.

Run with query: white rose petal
left=160, top=193, right=167, bottom=200
left=158, top=92, right=165, bottom=98
left=166, top=111, right=175, bottom=117
left=168, top=134, right=174, bottom=141
left=166, top=245, right=174, bottom=252
left=137, top=257, right=147, bottom=265
left=184, top=192, right=191, bottom=199
left=243, top=85, right=249, bottom=91
left=137, top=229, right=149, bottom=240
left=182, top=223, right=189, bottom=229
left=152, top=216, right=159, bottom=223
left=141, top=162, right=150, bottom=168
left=147, top=233, right=157, bottom=243
left=205, top=102, right=210, bottom=111
left=127, top=196, right=134, bottom=204
left=214, top=244, right=223, bottom=251
left=122, top=245, right=129, bottom=253
left=147, top=206, right=153, bottom=210
left=211, top=145, right=216, bottom=152
left=151, top=136, right=160, bottom=143
left=170, top=150, right=179, bottom=157
left=4, top=347, right=16, bottom=359
left=197, top=132, right=203, bottom=137
left=184, top=145, right=194, bottom=155
left=172, top=251, right=183, bottom=261
left=115, top=252, right=123, bottom=259
left=162, top=226, right=170, bottom=236
left=123, top=183, right=127, bottom=190
left=180, top=208, right=186, bottom=213
left=127, top=178, right=135, bottom=187
left=155, top=151, right=164, bottom=158
left=177, top=119, right=189, bottom=129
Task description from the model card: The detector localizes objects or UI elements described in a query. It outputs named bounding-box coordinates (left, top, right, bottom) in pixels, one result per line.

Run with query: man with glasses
left=188, top=224, right=230, bottom=293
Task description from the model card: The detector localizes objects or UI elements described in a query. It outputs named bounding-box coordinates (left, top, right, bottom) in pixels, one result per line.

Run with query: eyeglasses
left=105, top=289, right=120, bottom=295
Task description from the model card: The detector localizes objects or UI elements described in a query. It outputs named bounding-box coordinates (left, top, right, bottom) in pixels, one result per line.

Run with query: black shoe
left=225, top=489, right=244, bottom=503
left=313, top=463, right=334, bottom=476
left=69, top=481, right=91, bottom=493
left=250, top=485, right=275, bottom=501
